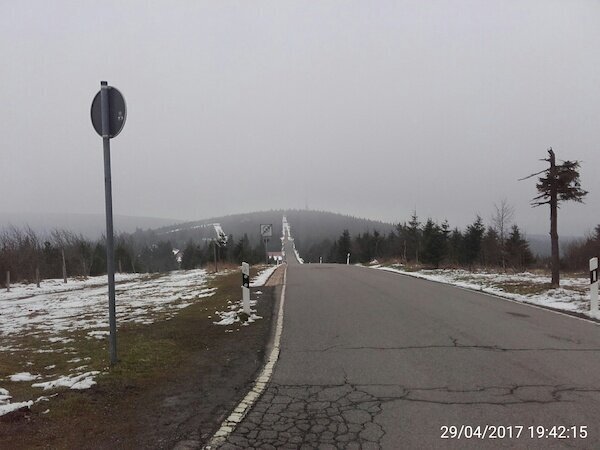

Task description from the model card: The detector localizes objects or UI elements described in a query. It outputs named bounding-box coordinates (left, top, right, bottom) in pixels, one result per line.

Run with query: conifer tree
left=463, top=216, right=485, bottom=270
left=521, top=148, right=587, bottom=286
left=421, top=219, right=445, bottom=268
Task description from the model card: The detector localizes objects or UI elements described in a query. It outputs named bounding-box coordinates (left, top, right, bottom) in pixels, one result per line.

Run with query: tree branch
left=518, top=168, right=548, bottom=181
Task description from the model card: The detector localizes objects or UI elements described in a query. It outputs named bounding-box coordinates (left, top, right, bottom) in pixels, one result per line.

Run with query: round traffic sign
left=90, top=86, right=127, bottom=138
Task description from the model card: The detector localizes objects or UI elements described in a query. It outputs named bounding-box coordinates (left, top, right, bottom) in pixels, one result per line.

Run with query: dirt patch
left=1, top=269, right=278, bottom=449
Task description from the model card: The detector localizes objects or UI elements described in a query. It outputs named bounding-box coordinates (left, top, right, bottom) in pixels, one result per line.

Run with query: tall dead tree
left=521, top=148, right=587, bottom=287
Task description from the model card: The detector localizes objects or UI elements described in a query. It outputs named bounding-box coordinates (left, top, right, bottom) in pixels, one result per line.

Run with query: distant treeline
left=563, top=225, right=600, bottom=271
left=0, top=226, right=271, bottom=287
left=3, top=212, right=598, bottom=286
left=301, top=214, right=536, bottom=270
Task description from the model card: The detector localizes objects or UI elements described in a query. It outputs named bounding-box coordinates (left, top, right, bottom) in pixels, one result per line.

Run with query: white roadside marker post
left=346, top=253, right=350, bottom=265
left=5, top=271, right=9, bottom=292
left=590, top=257, right=599, bottom=317
left=242, top=262, right=251, bottom=315
left=320, top=257, right=322, bottom=264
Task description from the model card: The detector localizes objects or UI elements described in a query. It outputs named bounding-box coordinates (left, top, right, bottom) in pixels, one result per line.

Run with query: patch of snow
left=87, top=330, right=110, bottom=339
left=0, top=388, right=11, bottom=404
left=0, top=390, right=58, bottom=417
left=32, top=371, right=100, bottom=391
left=48, top=337, right=74, bottom=344
left=213, top=297, right=263, bottom=327
left=250, top=266, right=278, bottom=287
left=0, top=400, right=33, bottom=416
left=9, top=372, right=40, bottom=382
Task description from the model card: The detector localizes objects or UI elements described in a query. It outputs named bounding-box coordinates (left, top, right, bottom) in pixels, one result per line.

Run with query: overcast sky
left=2, top=1, right=599, bottom=236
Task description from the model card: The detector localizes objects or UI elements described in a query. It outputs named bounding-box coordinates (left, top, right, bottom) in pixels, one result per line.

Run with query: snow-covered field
left=0, top=270, right=215, bottom=339
left=374, top=264, right=596, bottom=319
left=0, top=269, right=215, bottom=416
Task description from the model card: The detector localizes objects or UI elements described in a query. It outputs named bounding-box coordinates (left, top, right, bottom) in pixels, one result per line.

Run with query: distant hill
left=155, top=209, right=396, bottom=252
left=0, top=212, right=184, bottom=238
left=526, top=234, right=583, bottom=258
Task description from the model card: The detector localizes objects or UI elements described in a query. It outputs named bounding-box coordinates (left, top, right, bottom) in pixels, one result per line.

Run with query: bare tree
left=491, top=199, right=514, bottom=271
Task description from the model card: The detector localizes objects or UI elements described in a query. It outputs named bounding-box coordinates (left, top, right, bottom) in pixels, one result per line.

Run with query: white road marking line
left=204, top=266, right=288, bottom=448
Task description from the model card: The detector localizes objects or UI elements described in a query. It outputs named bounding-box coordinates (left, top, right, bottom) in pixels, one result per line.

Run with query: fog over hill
left=155, top=210, right=582, bottom=259
left=155, top=209, right=395, bottom=253
left=0, top=212, right=184, bottom=238
left=0, top=210, right=581, bottom=259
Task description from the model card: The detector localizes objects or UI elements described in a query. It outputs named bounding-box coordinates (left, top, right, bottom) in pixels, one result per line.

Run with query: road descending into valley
left=217, top=235, right=600, bottom=449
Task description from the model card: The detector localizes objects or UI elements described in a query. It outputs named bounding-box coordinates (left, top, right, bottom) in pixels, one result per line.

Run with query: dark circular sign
left=90, top=86, right=127, bottom=138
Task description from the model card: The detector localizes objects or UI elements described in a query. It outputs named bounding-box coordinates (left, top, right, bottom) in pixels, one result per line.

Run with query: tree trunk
left=548, top=149, right=560, bottom=287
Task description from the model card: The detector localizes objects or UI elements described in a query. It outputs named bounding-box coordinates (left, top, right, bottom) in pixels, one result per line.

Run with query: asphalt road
left=219, top=238, right=600, bottom=449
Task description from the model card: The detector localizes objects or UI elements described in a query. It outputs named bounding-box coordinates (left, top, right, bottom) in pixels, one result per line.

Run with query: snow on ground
left=213, top=298, right=262, bottom=327
left=0, top=269, right=216, bottom=416
left=250, top=266, right=278, bottom=287
left=1, top=272, right=143, bottom=302
left=32, top=372, right=100, bottom=391
left=0, top=389, right=57, bottom=417
left=0, top=269, right=215, bottom=339
left=0, top=398, right=33, bottom=416
left=375, top=265, right=595, bottom=318
left=293, top=245, right=304, bottom=264
left=213, top=282, right=266, bottom=328
left=9, top=372, right=40, bottom=382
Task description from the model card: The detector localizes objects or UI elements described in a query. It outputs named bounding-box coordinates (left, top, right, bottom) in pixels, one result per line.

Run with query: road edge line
left=204, top=265, right=288, bottom=448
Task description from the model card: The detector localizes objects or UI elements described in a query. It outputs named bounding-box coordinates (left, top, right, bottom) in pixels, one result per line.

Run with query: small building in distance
left=267, top=251, right=284, bottom=264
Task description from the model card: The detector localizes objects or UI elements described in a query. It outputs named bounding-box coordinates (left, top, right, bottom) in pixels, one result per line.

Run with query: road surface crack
left=213, top=380, right=600, bottom=449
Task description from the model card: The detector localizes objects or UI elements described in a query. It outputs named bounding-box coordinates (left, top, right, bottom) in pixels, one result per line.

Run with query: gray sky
left=2, top=0, right=599, bottom=236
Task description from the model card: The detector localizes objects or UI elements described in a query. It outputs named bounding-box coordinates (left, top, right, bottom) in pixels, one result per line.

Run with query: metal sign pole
left=264, top=238, right=268, bottom=264
left=101, top=81, right=117, bottom=366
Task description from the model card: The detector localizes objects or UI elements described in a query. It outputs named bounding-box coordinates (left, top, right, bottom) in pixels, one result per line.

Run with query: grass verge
left=1, top=265, right=275, bottom=449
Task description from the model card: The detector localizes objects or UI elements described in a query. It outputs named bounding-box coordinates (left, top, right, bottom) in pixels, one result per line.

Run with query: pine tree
left=505, top=225, right=534, bottom=270
left=421, top=219, right=445, bottom=268
left=407, top=212, right=421, bottom=263
left=447, top=228, right=463, bottom=265
left=463, top=216, right=485, bottom=270
left=481, top=227, right=501, bottom=268
left=521, top=148, right=587, bottom=286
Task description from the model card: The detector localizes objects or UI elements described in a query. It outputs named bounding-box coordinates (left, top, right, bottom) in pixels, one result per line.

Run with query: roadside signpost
left=261, top=224, right=273, bottom=264
left=590, top=257, right=599, bottom=317
left=241, top=262, right=251, bottom=314
left=91, top=81, right=127, bottom=366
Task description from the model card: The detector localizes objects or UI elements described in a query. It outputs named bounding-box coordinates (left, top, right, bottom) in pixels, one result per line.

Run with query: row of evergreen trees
left=304, top=214, right=534, bottom=270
